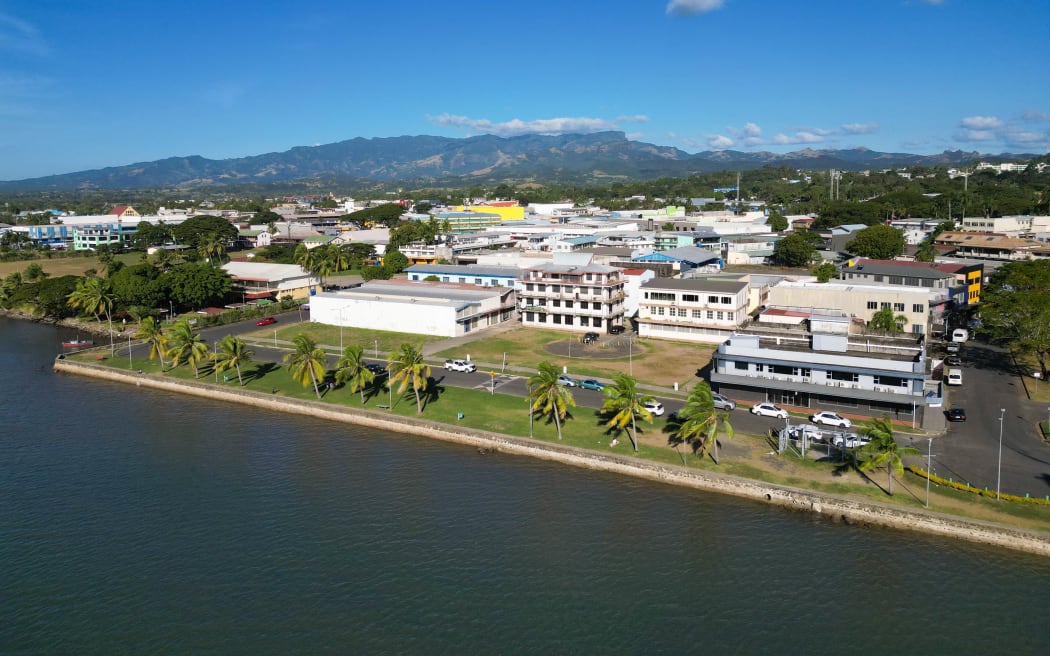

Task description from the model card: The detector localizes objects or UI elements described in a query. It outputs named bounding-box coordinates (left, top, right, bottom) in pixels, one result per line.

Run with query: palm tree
left=387, top=342, right=430, bottom=413
left=197, top=234, right=227, bottom=264
left=855, top=416, right=919, bottom=495
left=133, top=316, right=168, bottom=371
left=600, top=373, right=653, bottom=452
left=283, top=333, right=327, bottom=399
left=526, top=361, right=576, bottom=441
left=165, top=320, right=209, bottom=378
left=213, top=334, right=254, bottom=386
left=335, top=344, right=375, bottom=403
left=672, top=382, right=734, bottom=463
left=67, top=276, right=117, bottom=353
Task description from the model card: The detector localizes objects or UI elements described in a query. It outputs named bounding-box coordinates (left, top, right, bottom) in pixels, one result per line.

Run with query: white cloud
left=960, top=115, right=1003, bottom=130
left=1022, top=109, right=1048, bottom=123
left=842, top=122, right=879, bottom=134
left=707, top=135, right=734, bottom=149
left=0, top=12, right=48, bottom=56
left=428, top=114, right=648, bottom=137
left=772, top=131, right=825, bottom=145
left=1001, top=129, right=1048, bottom=145
left=666, top=0, right=726, bottom=16
left=957, top=129, right=996, bottom=142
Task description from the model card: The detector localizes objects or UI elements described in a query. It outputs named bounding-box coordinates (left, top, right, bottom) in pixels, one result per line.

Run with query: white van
left=946, top=368, right=963, bottom=385
left=951, top=328, right=969, bottom=343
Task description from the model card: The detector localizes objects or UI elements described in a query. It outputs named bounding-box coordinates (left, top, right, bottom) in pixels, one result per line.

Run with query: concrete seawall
left=54, top=358, right=1050, bottom=558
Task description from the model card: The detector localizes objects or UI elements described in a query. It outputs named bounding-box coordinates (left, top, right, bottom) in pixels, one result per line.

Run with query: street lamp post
left=997, top=407, right=1005, bottom=500
left=926, top=437, right=933, bottom=508
left=629, top=336, right=633, bottom=376
left=528, top=384, right=534, bottom=439
left=375, top=339, right=379, bottom=359
left=128, top=334, right=133, bottom=370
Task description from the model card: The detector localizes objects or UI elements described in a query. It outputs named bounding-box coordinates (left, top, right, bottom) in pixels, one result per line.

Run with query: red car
left=256, top=317, right=277, bottom=326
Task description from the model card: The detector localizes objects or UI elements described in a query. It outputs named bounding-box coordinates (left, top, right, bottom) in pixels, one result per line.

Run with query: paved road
left=897, top=341, right=1050, bottom=499
left=120, top=315, right=1050, bottom=498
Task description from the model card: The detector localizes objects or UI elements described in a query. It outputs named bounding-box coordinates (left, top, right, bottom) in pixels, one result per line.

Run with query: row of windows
left=644, top=292, right=735, bottom=305
left=865, top=301, right=925, bottom=313
left=526, top=284, right=609, bottom=294
left=523, top=312, right=604, bottom=327
left=730, top=361, right=909, bottom=387
left=652, top=307, right=735, bottom=321
left=532, top=299, right=606, bottom=310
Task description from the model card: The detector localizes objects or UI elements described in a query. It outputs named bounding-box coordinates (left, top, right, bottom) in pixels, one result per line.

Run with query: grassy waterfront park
left=63, top=316, right=1050, bottom=539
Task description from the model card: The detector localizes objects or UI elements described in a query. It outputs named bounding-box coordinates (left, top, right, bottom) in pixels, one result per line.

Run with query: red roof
left=109, top=205, right=131, bottom=216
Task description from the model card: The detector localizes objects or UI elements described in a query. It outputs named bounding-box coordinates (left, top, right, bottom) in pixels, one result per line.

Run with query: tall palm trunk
left=554, top=409, right=562, bottom=440
left=629, top=415, right=639, bottom=452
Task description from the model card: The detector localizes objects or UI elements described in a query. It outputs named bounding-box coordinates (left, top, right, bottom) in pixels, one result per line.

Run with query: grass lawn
left=75, top=347, right=1050, bottom=533
left=431, top=327, right=715, bottom=391
left=242, top=322, right=447, bottom=355
left=0, top=252, right=141, bottom=278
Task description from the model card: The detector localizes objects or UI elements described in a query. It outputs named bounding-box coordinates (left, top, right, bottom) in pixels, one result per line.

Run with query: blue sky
left=1, top=0, right=1048, bottom=180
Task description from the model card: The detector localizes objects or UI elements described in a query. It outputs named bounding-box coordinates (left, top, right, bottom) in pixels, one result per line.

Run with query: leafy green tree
left=108, top=263, right=167, bottom=309
left=770, top=232, right=819, bottom=267
left=165, top=262, right=232, bottom=309
left=171, top=214, right=238, bottom=249
left=981, top=260, right=1050, bottom=379
left=913, top=240, right=937, bottom=263
left=132, top=220, right=171, bottom=249
left=812, top=261, right=838, bottom=282
left=197, top=234, right=227, bottom=264
left=600, top=373, right=653, bottom=452
left=23, top=262, right=48, bottom=282
left=134, top=316, right=167, bottom=370
left=845, top=224, right=906, bottom=259
left=335, top=344, right=374, bottom=403
left=868, top=306, right=908, bottom=332
left=213, top=334, right=254, bottom=386
left=526, top=361, right=576, bottom=441
left=284, top=333, right=328, bottom=399
left=767, top=211, right=789, bottom=232
left=855, top=416, right=919, bottom=495
left=165, top=320, right=209, bottom=378
left=670, top=382, right=734, bottom=463
left=387, top=342, right=430, bottom=414
left=383, top=249, right=409, bottom=274
left=67, top=277, right=117, bottom=351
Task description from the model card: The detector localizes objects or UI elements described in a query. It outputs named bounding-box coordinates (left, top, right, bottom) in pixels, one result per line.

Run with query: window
left=677, top=308, right=687, bottom=317
left=721, top=296, right=732, bottom=304
left=893, top=303, right=905, bottom=312
left=553, top=315, right=562, bottom=324
left=880, top=302, right=890, bottom=309
left=526, top=283, right=534, bottom=292
left=873, top=275, right=884, bottom=282
left=734, top=360, right=748, bottom=370
left=655, top=307, right=664, bottom=316
left=889, top=276, right=903, bottom=284
left=727, top=312, right=734, bottom=321
left=565, top=301, right=573, bottom=308
left=682, top=294, right=699, bottom=303
left=830, top=370, right=858, bottom=382
left=708, top=295, right=719, bottom=303
left=525, top=312, right=534, bottom=322
left=458, top=277, right=466, bottom=283
left=650, top=292, right=675, bottom=302
left=475, top=278, right=483, bottom=285
left=867, top=301, right=877, bottom=309
left=913, top=304, right=924, bottom=313
left=692, top=310, right=702, bottom=318
left=553, top=300, right=561, bottom=308
left=707, top=311, right=714, bottom=319
left=717, top=312, right=724, bottom=321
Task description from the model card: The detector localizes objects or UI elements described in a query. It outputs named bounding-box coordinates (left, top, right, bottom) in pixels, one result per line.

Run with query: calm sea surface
left=2, top=317, right=1049, bottom=654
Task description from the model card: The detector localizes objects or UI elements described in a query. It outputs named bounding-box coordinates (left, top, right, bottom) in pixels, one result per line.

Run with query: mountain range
left=0, top=131, right=1034, bottom=192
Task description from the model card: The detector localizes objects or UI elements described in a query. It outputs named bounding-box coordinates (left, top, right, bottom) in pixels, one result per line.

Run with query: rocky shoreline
left=54, top=357, right=1050, bottom=558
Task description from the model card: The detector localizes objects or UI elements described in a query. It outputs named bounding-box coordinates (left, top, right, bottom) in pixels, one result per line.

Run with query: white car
left=556, top=374, right=577, bottom=387
left=750, top=402, right=788, bottom=419
left=788, top=424, right=824, bottom=442
left=643, top=400, right=665, bottom=416
left=831, top=433, right=870, bottom=448
left=811, top=411, right=852, bottom=428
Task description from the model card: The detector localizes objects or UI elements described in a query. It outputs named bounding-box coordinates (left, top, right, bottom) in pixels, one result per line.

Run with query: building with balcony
left=309, top=280, right=516, bottom=337
left=637, top=278, right=748, bottom=343
left=519, top=254, right=626, bottom=333
left=839, top=257, right=984, bottom=320
left=72, top=223, right=139, bottom=251
left=711, top=322, right=933, bottom=424
left=221, top=261, right=319, bottom=302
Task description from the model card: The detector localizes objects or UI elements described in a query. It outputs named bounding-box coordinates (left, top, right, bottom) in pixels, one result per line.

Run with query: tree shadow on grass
left=245, top=362, right=278, bottom=384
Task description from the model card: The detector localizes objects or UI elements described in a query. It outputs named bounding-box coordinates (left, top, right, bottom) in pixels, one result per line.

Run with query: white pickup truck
left=444, top=359, right=477, bottom=373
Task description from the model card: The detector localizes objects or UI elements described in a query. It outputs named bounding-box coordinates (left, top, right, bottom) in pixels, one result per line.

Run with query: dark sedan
left=946, top=407, right=967, bottom=422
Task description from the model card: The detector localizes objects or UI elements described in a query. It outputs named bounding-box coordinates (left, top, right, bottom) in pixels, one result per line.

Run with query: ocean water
left=2, top=317, right=1048, bottom=654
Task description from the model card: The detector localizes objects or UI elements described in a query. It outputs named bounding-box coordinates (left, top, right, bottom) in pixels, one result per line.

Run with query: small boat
left=62, top=337, right=93, bottom=348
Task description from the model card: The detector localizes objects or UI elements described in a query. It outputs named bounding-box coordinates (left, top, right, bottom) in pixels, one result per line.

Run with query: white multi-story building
left=959, top=215, right=1034, bottom=234
left=767, top=280, right=936, bottom=334
left=519, top=254, right=626, bottom=333
left=637, top=278, right=749, bottom=343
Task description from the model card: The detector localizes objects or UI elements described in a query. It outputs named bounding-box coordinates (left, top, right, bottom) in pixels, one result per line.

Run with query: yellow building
left=456, top=203, right=525, bottom=221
